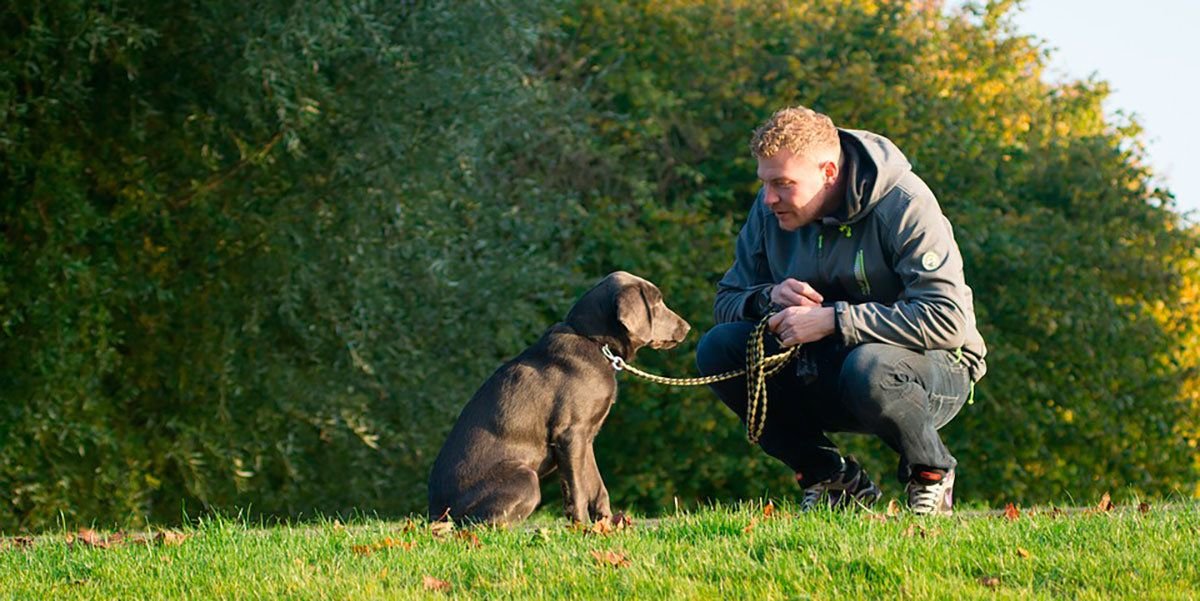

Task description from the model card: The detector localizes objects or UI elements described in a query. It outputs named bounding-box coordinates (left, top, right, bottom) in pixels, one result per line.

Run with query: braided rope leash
left=601, top=312, right=797, bottom=444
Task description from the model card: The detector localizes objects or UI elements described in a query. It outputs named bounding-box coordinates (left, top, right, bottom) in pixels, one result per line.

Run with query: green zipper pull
left=838, top=224, right=852, bottom=238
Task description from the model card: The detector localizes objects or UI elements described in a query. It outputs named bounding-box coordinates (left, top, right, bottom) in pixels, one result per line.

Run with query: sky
left=1006, top=0, right=1200, bottom=221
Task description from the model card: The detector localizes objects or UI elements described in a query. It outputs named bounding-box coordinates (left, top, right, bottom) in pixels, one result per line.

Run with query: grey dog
left=427, top=271, right=690, bottom=525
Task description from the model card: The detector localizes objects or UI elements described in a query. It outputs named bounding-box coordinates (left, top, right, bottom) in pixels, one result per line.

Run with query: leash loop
left=601, top=344, right=626, bottom=371
left=602, top=312, right=796, bottom=444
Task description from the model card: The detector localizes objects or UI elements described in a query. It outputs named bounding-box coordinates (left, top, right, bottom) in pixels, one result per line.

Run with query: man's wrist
left=750, top=285, right=774, bottom=318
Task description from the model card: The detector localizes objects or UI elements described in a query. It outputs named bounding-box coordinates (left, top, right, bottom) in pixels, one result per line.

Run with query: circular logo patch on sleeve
left=921, top=251, right=941, bottom=271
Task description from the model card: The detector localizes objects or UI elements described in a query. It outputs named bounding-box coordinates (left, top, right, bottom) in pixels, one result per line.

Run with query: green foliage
left=2, top=0, right=1197, bottom=532
left=544, top=0, right=1199, bottom=508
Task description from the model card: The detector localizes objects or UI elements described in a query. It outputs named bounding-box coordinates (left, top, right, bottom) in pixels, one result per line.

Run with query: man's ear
left=821, top=159, right=839, bottom=184
left=616, top=284, right=652, bottom=344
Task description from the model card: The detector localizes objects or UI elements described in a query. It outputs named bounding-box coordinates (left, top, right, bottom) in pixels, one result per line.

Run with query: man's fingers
left=793, top=281, right=824, bottom=304
left=781, top=279, right=823, bottom=304
left=767, top=311, right=785, bottom=330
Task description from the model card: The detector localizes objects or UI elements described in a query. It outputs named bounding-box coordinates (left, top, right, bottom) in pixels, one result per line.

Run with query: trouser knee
left=695, top=321, right=756, bottom=375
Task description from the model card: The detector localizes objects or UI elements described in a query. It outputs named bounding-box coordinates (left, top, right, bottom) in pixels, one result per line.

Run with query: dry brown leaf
left=743, top=517, right=758, bottom=533
left=401, top=519, right=417, bottom=534
left=902, top=524, right=926, bottom=538
left=611, top=513, right=633, bottom=529
left=76, top=529, right=109, bottom=549
left=353, top=538, right=416, bottom=555
left=886, top=499, right=901, bottom=517
left=1016, top=547, right=1031, bottom=559
left=1138, top=502, right=1151, bottom=514
left=155, top=531, right=190, bottom=546
left=456, top=530, right=482, bottom=548
left=763, top=500, right=776, bottom=518
left=1097, top=492, right=1115, bottom=512
left=126, top=533, right=152, bottom=546
left=12, top=536, right=34, bottom=549
left=1003, top=503, right=1020, bottom=521
left=589, top=518, right=613, bottom=536
left=861, top=513, right=888, bottom=523
left=423, top=575, right=453, bottom=592
left=429, top=521, right=454, bottom=538
left=590, top=549, right=631, bottom=568
left=979, top=576, right=1000, bottom=588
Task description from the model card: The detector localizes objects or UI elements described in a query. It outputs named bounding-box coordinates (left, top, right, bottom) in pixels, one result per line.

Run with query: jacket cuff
left=834, top=301, right=858, bottom=345
left=742, top=285, right=774, bottom=320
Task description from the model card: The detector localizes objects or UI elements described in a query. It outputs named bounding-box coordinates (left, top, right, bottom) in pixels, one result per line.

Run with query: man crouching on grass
left=696, top=106, right=987, bottom=515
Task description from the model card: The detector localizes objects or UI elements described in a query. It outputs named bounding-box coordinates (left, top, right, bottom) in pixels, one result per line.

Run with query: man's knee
left=695, top=322, right=756, bottom=375
left=839, top=343, right=914, bottom=404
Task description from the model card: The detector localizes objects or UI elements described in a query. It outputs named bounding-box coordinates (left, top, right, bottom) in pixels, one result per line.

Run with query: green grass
left=3, top=500, right=1198, bottom=600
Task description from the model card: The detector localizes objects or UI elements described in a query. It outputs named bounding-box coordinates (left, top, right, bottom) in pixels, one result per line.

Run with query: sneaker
left=798, top=457, right=883, bottom=511
left=906, top=467, right=955, bottom=516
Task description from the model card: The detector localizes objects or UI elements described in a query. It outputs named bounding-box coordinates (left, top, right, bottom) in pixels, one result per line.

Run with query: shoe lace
left=908, top=479, right=945, bottom=512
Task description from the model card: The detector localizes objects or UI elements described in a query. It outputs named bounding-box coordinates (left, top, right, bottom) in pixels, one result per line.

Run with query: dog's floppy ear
left=616, top=283, right=653, bottom=346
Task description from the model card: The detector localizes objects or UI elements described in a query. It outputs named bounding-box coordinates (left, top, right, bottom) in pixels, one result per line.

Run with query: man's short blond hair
left=749, top=106, right=840, bottom=160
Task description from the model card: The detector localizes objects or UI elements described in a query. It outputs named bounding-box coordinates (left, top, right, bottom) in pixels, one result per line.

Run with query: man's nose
left=762, top=185, right=778, bottom=206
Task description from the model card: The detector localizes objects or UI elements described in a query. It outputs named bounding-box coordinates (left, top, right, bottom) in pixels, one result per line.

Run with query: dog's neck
left=554, top=322, right=639, bottom=365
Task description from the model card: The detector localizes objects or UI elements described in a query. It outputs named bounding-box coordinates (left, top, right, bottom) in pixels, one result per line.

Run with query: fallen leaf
left=12, top=536, right=34, bottom=549
left=126, top=533, right=152, bottom=546
left=886, top=499, right=901, bottom=517
left=1138, top=502, right=1151, bottom=514
left=589, top=518, right=613, bottom=536
left=456, top=530, right=482, bottom=548
left=611, top=513, right=634, bottom=529
left=902, top=524, right=926, bottom=538
left=423, top=575, right=452, bottom=592
left=353, top=538, right=416, bottom=555
left=861, top=513, right=888, bottom=523
left=76, top=529, right=109, bottom=549
left=155, top=531, right=190, bottom=546
left=429, top=521, right=454, bottom=538
left=1016, top=547, right=1031, bottom=559
left=1097, top=492, right=1115, bottom=512
left=1003, top=503, right=1020, bottom=521
left=743, top=517, right=758, bottom=533
left=763, top=500, right=775, bottom=518
left=590, top=549, right=630, bottom=568
left=978, top=576, right=1000, bottom=588
left=401, top=520, right=417, bottom=534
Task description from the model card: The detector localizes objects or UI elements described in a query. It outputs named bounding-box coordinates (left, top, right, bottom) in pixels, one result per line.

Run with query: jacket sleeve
left=835, top=186, right=969, bottom=351
left=714, top=192, right=775, bottom=324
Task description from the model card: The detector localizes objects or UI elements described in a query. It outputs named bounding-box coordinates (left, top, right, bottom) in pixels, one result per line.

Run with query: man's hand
left=769, top=278, right=824, bottom=308
left=767, top=305, right=836, bottom=347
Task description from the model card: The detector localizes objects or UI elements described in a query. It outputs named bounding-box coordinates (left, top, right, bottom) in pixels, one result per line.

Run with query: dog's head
left=566, top=271, right=691, bottom=356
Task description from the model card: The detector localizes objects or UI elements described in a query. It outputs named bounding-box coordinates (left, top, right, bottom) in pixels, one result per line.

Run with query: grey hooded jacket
left=715, top=129, right=987, bottom=381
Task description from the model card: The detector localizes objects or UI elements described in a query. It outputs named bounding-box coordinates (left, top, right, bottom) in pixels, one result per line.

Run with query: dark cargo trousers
left=695, top=321, right=971, bottom=485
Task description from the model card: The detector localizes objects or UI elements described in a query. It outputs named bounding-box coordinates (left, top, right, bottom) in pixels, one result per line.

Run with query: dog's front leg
left=582, top=443, right=611, bottom=522
left=552, top=429, right=592, bottom=523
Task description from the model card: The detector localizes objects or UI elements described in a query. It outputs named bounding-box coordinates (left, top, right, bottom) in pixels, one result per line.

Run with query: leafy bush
left=2, top=0, right=1196, bottom=532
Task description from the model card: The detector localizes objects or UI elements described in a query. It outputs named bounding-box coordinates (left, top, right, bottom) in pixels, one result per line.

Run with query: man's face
left=756, top=148, right=832, bottom=231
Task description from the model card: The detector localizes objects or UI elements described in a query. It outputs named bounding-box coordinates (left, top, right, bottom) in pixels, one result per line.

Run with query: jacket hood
left=821, top=129, right=912, bottom=226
